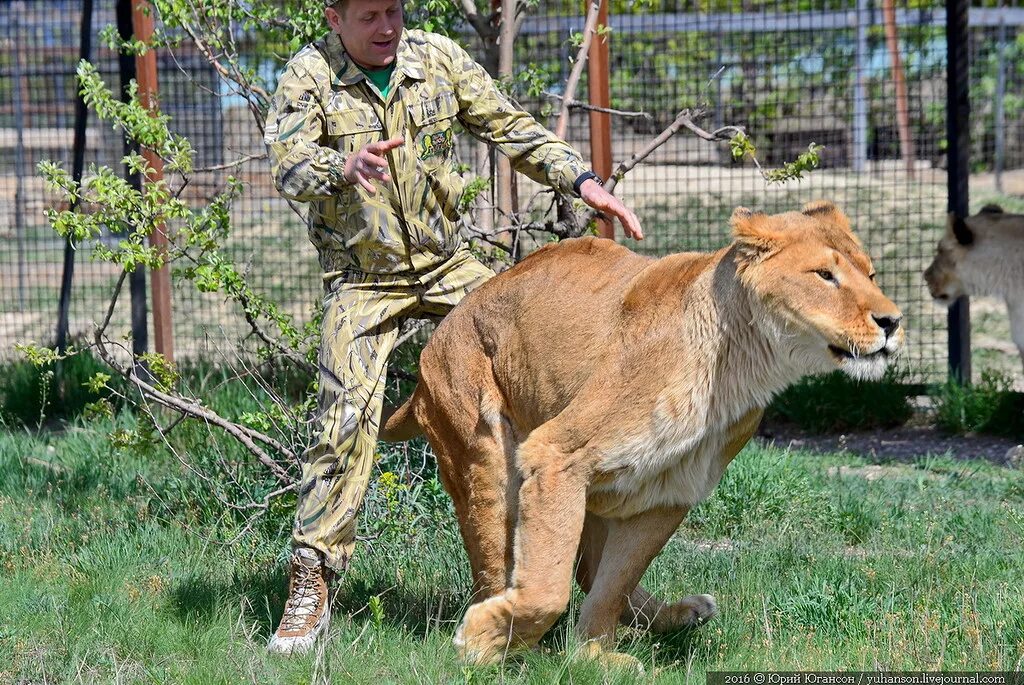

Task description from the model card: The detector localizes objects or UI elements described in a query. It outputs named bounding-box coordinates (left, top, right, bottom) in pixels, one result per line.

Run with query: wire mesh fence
left=1, top=1, right=1022, bottom=386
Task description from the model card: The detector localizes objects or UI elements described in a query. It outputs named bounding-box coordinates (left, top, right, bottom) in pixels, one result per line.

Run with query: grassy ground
left=3, top=403, right=1024, bottom=683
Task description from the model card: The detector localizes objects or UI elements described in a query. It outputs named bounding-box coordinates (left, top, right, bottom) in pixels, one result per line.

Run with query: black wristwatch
left=573, top=170, right=602, bottom=196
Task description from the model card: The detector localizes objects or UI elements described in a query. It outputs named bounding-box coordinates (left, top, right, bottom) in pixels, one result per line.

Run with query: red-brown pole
left=882, top=0, right=915, bottom=179
left=132, top=0, right=174, bottom=362
left=586, top=0, right=613, bottom=239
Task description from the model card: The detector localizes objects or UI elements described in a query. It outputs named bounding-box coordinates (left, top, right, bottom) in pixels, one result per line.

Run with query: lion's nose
left=873, top=314, right=902, bottom=337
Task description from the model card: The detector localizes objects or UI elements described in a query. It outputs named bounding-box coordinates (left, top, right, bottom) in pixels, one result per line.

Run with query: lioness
left=924, top=205, right=1024, bottom=373
left=382, top=201, right=904, bottom=664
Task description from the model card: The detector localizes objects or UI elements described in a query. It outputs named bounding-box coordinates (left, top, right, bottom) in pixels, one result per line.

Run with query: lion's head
left=923, top=205, right=1004, bottom=304
left=730, top=200, right=904, bottom=381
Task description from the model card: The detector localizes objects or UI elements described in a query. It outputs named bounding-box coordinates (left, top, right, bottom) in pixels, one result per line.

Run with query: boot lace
left=280, top=559, right=325, bottom=631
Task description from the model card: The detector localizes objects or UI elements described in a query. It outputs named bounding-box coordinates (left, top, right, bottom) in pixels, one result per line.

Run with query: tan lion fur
left=924, top=205, right=1024, bottom=372
left=381, top=201, right=904, bottom=664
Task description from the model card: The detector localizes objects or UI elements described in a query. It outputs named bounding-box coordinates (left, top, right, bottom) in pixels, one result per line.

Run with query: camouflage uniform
left=264, top=29, right=592, bottom=571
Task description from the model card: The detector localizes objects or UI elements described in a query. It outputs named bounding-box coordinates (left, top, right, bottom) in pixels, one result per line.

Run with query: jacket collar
left=321, top=29, right=426, bottom=88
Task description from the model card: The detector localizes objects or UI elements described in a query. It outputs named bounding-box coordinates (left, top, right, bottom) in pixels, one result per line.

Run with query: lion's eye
left=814, top=269, right=838, bottom=285
left=868, top=272, right=877, bottom=282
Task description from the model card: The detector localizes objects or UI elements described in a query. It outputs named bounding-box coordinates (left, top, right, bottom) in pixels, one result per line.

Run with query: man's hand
left=579, top=178, right=644, bottom=240
left=344, top=137, right=405, bottom=194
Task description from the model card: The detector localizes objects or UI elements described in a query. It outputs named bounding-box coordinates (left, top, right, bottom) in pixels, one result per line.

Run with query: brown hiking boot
left=267, top=547, right=334, bottom=655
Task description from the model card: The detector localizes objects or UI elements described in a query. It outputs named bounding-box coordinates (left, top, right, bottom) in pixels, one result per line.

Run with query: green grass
left=766, top=369, right=914, bottom=432
left=931, top=370, right=1024, bottom=438
left=0, top=348, right=121, bottom=427
left=3, top=409, right=1024, bottom=683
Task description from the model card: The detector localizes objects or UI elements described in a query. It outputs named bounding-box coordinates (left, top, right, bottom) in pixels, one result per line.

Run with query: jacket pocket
left=325, top=111, right=383, bottom=153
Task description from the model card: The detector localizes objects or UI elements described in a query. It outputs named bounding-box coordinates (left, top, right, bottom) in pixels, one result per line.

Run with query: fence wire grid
left=1, top=0, right=1022, bottom=386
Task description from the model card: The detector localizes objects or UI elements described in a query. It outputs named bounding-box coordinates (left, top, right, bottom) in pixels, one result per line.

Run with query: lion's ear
left=802, top=200, right=852, bottom=233
left=949, top=213, right=974, bottom=246
left=731, top=207, right=783, bottom=261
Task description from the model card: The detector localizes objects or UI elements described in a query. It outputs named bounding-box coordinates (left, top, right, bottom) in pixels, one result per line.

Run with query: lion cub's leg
left=577, top=512, right=716, bottom=636
left=575, top=513, right=610, bottom=594
left=621, top=584, right=718, bottom=634
left=576, top=507, right=689, bottom=645
left=454, top=436, right=589, bottom=665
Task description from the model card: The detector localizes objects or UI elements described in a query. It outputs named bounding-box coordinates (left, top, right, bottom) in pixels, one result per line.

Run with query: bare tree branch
left=192, top=152, right=267, bottom=173
left=545, top=91, right=651, bottom=121
left=603, top=107, right=743, bottom=196
left=235, top=291, right=317, bottom=377
left=176, top=2, right=270, bottom=108
left=555, top=0, right=602, bottom=140
left=93, top=269, right=295, bottom=483
left=460, top=0, right=497, bottom=42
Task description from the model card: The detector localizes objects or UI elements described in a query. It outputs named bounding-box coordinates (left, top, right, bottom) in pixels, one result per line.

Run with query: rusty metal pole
left=132, top=0, right=174, bottom=363
left=586, top=0, right=613, bottom=240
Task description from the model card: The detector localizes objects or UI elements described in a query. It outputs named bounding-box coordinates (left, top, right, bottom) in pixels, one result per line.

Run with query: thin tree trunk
left=495, top=0, right=516, bottom=234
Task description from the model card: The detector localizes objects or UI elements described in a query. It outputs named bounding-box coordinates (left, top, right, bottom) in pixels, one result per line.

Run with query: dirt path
left=758, top=422, right=1022, bottom=464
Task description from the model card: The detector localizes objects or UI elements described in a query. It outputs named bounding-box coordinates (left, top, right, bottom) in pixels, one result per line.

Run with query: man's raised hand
left=344, top=137, right=405, bottom=194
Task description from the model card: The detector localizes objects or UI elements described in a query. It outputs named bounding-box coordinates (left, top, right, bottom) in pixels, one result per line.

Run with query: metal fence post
left=55, top=0, right=93, bottom=353
left=946, top=0, right=971, bottom=383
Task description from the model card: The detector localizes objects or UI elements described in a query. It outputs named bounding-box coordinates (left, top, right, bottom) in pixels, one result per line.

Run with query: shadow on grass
left=630, top=625, right=704, bottom=665
left=166, top=563, right=468, bottom=640
left=165, top=563, right=711, bottom=673
left=167, top=567, right=290, bottom=635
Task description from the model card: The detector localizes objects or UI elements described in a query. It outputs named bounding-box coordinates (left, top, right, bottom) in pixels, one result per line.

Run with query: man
left=263, top=0, right=644, bottom=655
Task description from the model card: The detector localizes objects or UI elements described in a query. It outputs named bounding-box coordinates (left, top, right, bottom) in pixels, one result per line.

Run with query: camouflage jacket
left=264, top=29, right=591, bottom=276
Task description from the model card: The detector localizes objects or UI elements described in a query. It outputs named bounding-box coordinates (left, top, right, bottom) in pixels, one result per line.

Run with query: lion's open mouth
left=828, top=344, right=887, bottom=362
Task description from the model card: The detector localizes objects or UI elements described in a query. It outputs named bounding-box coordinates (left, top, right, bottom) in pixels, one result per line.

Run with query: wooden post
left=586, top=0, right=613, bottom=240
left=116, top=0, right=149, bottom=360
left=132, top=0, right=174, bottom=363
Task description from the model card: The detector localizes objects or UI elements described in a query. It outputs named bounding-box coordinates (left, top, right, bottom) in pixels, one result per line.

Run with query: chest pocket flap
left=325, top=110, right=383, bottom=137
left=410, top=91, right=460, bottom=128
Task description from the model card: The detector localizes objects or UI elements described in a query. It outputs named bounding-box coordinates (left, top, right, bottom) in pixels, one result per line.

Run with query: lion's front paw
left=649, top=593, right=717, bottom=633
left=453, top=594, right=520, bottom=665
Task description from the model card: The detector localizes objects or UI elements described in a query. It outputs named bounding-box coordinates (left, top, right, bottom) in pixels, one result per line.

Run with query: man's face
left=326, top=0, right=404, bottom=69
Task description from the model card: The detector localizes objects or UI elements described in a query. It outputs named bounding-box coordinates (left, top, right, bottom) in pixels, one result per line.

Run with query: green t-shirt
left=358, top=63, right=395, bottom=98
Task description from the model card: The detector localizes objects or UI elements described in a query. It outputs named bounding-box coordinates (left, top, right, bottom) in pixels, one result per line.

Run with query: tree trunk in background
left=883, top=0, right=916, bottom=179
left=495, top=0, right=516, bottom=244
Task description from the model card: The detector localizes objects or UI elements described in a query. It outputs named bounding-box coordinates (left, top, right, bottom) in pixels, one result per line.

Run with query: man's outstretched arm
left=443, top=39, right=643, bottom=240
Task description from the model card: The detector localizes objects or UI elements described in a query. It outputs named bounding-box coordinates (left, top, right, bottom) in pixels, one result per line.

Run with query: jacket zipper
left=376, top=83, right=415, bottom=269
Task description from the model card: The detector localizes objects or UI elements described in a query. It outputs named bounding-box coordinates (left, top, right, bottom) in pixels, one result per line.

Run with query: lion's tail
left=379, top=388, right=423, bottom=442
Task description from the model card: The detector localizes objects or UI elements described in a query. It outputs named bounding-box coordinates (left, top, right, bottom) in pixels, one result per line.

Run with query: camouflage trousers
left=293, top=248, right=495, bottom=571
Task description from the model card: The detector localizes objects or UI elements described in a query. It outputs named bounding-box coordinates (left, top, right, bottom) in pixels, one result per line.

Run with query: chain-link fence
left=2, top=1, right=1022, bottom=386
